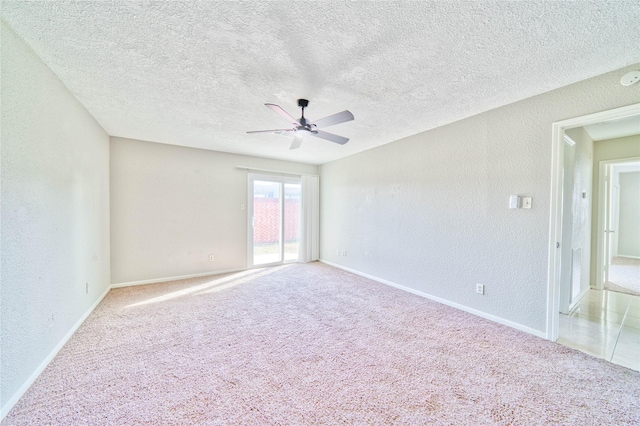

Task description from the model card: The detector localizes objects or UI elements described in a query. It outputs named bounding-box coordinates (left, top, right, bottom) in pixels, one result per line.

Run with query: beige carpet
left=607, top=257, right=640, bottom=296
left=4, top=262, right=639, bottom=425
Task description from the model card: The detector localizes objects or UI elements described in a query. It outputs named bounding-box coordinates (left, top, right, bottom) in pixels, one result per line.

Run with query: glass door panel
left=252, top=180, right=282, bottom=266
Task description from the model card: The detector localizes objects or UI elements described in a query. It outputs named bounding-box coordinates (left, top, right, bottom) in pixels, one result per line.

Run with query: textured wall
left=591, top=135, right=640, bottom=279
left=110, top=138, right=317, bottom=284
left=1, top=23, right=110, bottom=409
left=320, top=64, right=640, bottom=334
left=618, top=171, right=640, bottom=257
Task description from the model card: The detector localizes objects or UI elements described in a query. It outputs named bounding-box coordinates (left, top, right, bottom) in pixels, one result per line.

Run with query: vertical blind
left=299, top=175, right=319, bottom=262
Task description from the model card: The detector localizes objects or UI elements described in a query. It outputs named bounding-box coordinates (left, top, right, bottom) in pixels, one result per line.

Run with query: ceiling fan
left=247, top=99, right=354, bottom=150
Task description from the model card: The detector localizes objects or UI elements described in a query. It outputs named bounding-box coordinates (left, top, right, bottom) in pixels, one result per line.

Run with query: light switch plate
left=509, top=195, right=521, bottom=209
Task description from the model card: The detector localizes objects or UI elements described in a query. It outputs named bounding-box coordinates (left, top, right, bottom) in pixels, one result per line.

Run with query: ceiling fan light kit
left=247, top=99, right=354, bottom=150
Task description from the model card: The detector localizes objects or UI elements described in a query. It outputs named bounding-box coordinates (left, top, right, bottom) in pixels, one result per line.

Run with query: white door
left=248, top=174, right=301, bottom=267
left=559, top=139, right=575, bottom=314
left=603, top=169, right=612, bottom=286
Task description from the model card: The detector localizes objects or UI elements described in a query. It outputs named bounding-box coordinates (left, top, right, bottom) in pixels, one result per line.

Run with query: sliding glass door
left=249, top=175, right=301, bottom=267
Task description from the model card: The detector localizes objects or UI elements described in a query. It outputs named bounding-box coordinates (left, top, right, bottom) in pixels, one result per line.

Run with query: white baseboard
left=320, top=259, right=546, bottom=339
left=2, top=267, right=248, bottom=421
left=1, top=284, right=111, bottom=420
left=110, top=268, right=245, bottom=288
left=615, top=255, right=640, bottom=260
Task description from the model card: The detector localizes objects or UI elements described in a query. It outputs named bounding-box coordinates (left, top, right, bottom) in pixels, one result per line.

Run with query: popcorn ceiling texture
left=3, top=263, right=639, bottom=424
left=2, top=1, right=639, bottom=164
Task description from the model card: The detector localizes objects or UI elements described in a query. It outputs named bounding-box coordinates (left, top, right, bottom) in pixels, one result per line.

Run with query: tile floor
left=558, top=289, right=640, bottom=371
left=606, top=256, right=640, bottom=295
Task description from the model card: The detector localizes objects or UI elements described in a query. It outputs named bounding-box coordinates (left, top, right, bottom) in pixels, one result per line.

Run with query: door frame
left=247, top=173, right=301, bottom=268
left=546, top=103, right=640, bottom=341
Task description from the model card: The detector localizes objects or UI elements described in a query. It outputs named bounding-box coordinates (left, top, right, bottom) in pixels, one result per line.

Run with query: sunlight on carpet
left=125, top=267, right=283, bottom=308
left=3, top=262, right=639, bottom=425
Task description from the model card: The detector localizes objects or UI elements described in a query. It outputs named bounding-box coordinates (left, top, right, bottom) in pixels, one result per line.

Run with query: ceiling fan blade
left=312, top=110, right=354, bottom=129
left=246, top=129, right=293, bottom=134
left=311, top=130, right=349, bottom=145
left=289, top=134, right=304, bottom=150
left=265, top=103, right=301, bottom=126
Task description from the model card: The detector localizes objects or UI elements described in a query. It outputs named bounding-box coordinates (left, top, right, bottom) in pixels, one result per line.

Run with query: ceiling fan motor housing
left=297, top=99, right=311, bottom=128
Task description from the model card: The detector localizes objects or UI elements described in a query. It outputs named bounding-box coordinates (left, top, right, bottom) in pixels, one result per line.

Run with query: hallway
left=558, top=289, right=639, bottom=371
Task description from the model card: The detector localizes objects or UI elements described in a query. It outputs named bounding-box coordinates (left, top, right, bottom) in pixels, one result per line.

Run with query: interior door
left=603, top=170, right=610, bottom=286
left=248, top=174, right=301, bottom=267
left=603, top=167, right=614, bottom=286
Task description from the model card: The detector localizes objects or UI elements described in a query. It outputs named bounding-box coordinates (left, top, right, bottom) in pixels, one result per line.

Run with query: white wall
left=320, top=64, right=640, bottom=334
left=110, top=137, right=318, bottom=284
left=618, top=171, right=640, bottom=258
left=1, top=23, right=110, bottom=411
left=591, top=135, right=640, bottom=278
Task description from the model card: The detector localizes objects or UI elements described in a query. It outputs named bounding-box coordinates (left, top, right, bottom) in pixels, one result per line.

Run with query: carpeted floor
left=4, top=262, right=640, bottom=425
left=606, top=257, right=640, bottom=296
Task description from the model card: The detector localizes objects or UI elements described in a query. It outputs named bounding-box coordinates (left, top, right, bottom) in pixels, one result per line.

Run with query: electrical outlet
left=476, top=284, right=485, bottom=295
left=209, top=255, right=215, bottom=262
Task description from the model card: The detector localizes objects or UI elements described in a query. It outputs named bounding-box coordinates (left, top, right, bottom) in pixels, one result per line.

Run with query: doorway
left=248, top=174, right=301, bottom=267
left=548, top=103, right=639, bottom=340
left=548, top=104, right=640, bottom=370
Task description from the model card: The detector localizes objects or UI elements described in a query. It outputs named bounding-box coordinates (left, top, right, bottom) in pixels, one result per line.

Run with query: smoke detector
left=620, top=71, right=640, bottom=86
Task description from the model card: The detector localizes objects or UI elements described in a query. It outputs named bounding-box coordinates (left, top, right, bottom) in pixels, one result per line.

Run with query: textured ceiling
left=2, top=1, right=640, bottom=165
left=583, top=115, right=640, bottom=141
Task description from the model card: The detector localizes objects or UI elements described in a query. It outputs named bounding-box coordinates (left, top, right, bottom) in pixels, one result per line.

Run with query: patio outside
left=253, top=181, right=301, bottom=265
left=254, top=241, right=300, bottom=265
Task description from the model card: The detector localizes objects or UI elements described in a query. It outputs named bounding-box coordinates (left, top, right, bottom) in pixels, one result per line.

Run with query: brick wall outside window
left=253, top=198, right=300, bottom=244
